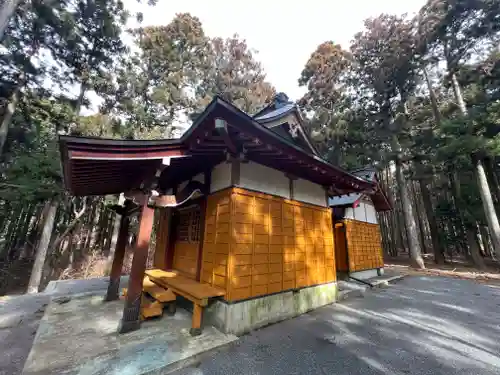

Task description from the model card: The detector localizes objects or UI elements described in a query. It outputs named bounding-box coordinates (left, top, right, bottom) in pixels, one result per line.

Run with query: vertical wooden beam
left=105, top=212, right=129, bottom=301
left=190, top=304, right=203, bottom=336
left=154, top=209, right=171, bottom=270
left=195, top=197, right=207, bottom=281
left=118, top=202, right=154, bottom=334
left=204, top=169, right=211, bottom=194
left=286, top=174, right=297, bottom=201
left=165, top=209, right=177, bottom=269
left=230, top=156, right=240, bottom=186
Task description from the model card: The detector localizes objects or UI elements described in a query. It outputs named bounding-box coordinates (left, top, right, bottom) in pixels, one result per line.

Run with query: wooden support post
left=230, top=155, right=240, bottom=186
left=118, top=202, right=154, bottom=334
left=190, top=304, right=203, bottom=336
left=105, top=212, right=129, bottom=301
left=154, top=208, right=171, bottom=270
left=195, top=198, right=207, bottom=281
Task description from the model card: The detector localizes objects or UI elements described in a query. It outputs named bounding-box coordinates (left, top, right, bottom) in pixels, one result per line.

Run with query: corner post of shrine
left=118, top=195, right=155, bottom=334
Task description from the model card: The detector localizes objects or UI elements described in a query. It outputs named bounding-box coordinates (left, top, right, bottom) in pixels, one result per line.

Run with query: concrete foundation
left=205, top=282, right=337, bottom=335
left=350, top=268, right=384, bottom=280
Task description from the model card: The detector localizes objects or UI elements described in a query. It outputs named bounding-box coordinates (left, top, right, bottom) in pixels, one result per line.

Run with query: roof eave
left=214, top=97, right=374, bottom=192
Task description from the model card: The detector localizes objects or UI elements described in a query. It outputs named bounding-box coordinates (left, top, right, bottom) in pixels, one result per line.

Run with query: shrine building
left=58, top=93, right=387, bottom=335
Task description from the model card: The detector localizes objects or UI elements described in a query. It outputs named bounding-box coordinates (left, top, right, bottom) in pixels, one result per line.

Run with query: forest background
left=0, top=0, right=499, bottom=294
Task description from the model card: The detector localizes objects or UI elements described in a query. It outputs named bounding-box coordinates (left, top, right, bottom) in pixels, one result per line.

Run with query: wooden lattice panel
left=200, top=187, right=335, bottom=302
left=344, top=219, right=383, bottom=272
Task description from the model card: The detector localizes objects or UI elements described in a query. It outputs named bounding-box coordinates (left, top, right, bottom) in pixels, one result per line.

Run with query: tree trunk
left=410, top=180, right=428, bottom=255
left=0, top=0, right=20, bottom=41
left=467, top=227, right=485, bottom=269
left=449, top=71, right=500, bottom=257
left=20, top=204, right=43, bottom=259
left=107, top=213, right=121, bottom=261
left=0, top=78, right=22, bottom=156
left=480, top=225, right=495, bottom=259
left=423, top=67, right=442, bottom=124
left=384, top=165, right=402, bottom=255
left=6, top=204, right=24, bottom=259
left=15, top=204, right=34, bottom=249
left=484, top=157, right=500, bottom=212
left=472, top=155, right=500, bottom=257
left=83, top=202, right=98, bottom=251
left=419, top=177, right=445, bottom=263
left=451, top=73, right=468, bottom=115
left=27, top=200, right=58, bottom=294
left=88, top=201, right=102, bottom=251
left=395, top=151, right=424, bottom=268
left=51, top=198, right=87, bottom=251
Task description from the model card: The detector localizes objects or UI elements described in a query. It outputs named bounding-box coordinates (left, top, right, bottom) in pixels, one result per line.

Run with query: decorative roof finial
left=274, top=92, right=290, bottom=108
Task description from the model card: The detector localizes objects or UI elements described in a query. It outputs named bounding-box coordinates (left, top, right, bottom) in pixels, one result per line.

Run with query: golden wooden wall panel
left=226, top=187, right=335, bottom=302
left=172, top=242, right=198, bottom=277
left=200, top=189, right=232, bottom=293
left=344, top=219, right=383, bottom=272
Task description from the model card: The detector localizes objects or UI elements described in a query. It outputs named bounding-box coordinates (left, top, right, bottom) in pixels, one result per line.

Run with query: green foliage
left=299, top=1, right=500, bottom=248
left=0, top=5, right=277, bottom=210
left=1, top=91, right=68, bottom=202
left=297, top=42, right=355, bottom=165
left=194, top=35, right=275, bottom=116
left=112, top=14, right=210, bottom=138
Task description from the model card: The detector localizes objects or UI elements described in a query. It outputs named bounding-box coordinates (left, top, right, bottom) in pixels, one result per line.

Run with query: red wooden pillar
left=118, top=202, right=154, bottom=334
left=105, top=212, right=129, bottom=301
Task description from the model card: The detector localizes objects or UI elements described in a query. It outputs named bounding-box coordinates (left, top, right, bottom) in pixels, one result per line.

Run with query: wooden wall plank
left=344, top=219, right=384, bottom=272
left=224, top=187, right=337, bottom=302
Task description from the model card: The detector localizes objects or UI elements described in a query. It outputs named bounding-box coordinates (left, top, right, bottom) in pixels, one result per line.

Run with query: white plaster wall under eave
left=210, top=162, right=231, bottom=193
left=345, top=201, right=378, bottom=224
left=293, top=178, right=326, bottom=207
left=345, top=204, right=365, bottom=221
left=239, top=161, right=290, bottom=199
left=364, top=202, right=378, bottom=224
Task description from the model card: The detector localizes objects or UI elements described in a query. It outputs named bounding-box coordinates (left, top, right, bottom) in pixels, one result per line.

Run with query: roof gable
left=253, top=93, right=319, bottom=156
left=329, top=166, right=391, bottom=212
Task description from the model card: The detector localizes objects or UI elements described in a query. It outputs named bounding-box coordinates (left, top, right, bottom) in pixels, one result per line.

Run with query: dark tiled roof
left=329, top=167, right=374, bottom=206
left=253, top=103, right=296, bottom=123
left=351, top=167, right=377, bottom=182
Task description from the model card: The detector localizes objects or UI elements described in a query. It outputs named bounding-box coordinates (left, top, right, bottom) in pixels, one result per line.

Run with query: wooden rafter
left=215, top=118, right=238, bottom=155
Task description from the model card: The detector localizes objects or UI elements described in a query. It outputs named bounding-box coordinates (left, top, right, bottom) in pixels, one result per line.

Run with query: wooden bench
left=145, top=269, right=226, bottom=336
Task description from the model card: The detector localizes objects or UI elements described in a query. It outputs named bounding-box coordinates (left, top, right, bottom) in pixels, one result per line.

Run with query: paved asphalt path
left=175, top=276, right=500, bottom=375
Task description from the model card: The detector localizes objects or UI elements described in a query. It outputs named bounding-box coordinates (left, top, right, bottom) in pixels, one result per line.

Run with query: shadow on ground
left=175, top=276, right=500, bottom=375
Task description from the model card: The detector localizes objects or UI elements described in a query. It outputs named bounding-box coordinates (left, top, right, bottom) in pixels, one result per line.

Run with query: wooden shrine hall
left=59, top=93, right=379, bottom=336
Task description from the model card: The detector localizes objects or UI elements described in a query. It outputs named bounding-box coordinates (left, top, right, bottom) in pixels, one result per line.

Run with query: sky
left=124, top=0, right=427, bottom=102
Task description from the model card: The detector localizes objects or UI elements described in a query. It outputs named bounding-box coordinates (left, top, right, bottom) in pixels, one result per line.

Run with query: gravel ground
left=175, top=276, right=500, bottom=375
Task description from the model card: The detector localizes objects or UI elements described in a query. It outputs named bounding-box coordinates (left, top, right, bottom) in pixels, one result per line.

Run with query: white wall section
left=364, top=202, right=378, bottom=224
left=345, top=201, right=377, bottom=223
left=210, top=162, right=232, bottom=193
left=293, top=178, right=326, bottom=207
left=239, top=162, right=290, bottom=199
